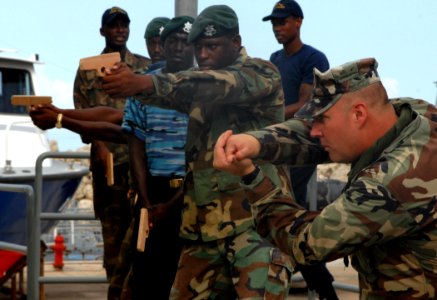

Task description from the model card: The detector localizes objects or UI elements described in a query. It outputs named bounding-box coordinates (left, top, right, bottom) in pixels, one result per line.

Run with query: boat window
left=0, top=68, right=34, bottom=114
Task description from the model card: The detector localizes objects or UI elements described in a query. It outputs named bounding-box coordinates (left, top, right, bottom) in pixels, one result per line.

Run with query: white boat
left=0, top=53, right=88, bottom=246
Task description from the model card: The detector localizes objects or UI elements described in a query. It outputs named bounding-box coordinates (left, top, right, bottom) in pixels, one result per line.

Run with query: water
left=41, top=198, right=104, bottom=261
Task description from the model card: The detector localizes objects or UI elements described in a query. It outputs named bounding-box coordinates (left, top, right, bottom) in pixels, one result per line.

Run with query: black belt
left=148, top=175, right=184, bottom=189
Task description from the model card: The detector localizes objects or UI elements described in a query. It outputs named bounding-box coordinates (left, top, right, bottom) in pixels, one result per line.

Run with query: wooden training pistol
left=11, top=95, right=52, bottom=106
left=105, top=152, right=114, bottom=186
left=136, top=207, right=150, bottom=252
left=79, top=52, right=121, bottom=77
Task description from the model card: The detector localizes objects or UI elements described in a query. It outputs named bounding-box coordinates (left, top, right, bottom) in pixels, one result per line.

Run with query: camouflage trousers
left=170, top=228, right=292, bottom=300
left=110, top=219, right=134, bottom=299
left=92, top=163, right=131, bottom=299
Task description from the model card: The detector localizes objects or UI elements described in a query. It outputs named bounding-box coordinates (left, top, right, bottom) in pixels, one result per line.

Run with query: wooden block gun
left=105, top=152, right=114, bottom=186
left=136, top=207, right=149, bottom=252
left=11, top=95, right=52, bottom=106
left=79, top=52, right=121, bottom=77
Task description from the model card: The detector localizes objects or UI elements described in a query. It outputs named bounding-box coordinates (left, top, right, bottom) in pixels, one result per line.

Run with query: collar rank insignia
left=204, top=25, right=216, bottom=37
left=183, top=21, right=192, bottom=33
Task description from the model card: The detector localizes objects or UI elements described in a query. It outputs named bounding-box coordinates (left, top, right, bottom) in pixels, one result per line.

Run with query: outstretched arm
left=102, top=63, right=155, bottom=98
left=29, top=104, right=126, bottom=143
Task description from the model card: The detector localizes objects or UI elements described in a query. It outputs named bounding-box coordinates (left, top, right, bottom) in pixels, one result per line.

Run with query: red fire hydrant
left=51, top=234, right=66, bottom=270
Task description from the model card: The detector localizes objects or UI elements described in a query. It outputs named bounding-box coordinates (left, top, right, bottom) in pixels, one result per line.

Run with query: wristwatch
left=55, top=113, right=63, bottom=129
left=241, top=165, right=261, bottom=185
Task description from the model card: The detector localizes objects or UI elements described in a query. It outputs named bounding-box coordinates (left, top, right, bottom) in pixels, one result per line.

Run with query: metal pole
left=434, top=81, right=437, bottom=105
left=332, top=281, right=360, bottom=293
left=175, top=0, right=198, bottom=17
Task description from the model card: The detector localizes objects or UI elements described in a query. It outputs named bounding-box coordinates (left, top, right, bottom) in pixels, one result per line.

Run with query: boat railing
left=26, top=151, right=107, bottom=300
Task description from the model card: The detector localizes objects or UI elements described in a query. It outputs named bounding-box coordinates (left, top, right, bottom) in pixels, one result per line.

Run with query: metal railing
left=0, top=183, right=33, bottom=255
left=27, top=151, right=107, bottom=300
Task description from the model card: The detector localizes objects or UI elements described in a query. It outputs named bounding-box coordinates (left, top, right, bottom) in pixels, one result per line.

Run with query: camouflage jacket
left=73, top=48, right=149, bottom=166
left=136, top=48, right=291, bottom=241
left=244, top=98, right=437, bottom=299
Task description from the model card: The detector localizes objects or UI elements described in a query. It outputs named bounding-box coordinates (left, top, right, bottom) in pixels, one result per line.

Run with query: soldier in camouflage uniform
left=213, top=58, right=437, bottom=299
left=144, top=17, right=170, bottom=71
left=72, top=6, right=149, bottom=299
left=102, top=5, right=293, bottom=300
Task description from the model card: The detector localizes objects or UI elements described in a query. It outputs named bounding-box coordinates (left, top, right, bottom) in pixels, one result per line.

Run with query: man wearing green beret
left=120, top=15, right=194, bottom=300
left=103, top=4, right=292, bottom=300
left=213, top=58, right=437, bottom=299
left=144, top=17, right=170, bottom=71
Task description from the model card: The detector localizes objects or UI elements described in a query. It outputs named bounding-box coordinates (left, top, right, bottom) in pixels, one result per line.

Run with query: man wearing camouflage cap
left=102, top=4, right=292, bottom=300
left=213, top=58, right=437, bottom=299
left=120, top=15, right=194, bottom=300
left=144, top=16, right=170, bottom=70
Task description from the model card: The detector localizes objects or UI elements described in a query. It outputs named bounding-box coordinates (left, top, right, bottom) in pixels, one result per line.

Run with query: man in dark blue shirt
left=263, top=1, right=337, bottom=299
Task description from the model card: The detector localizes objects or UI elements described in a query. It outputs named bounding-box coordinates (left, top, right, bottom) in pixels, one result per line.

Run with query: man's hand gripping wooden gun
left=79, top=52, right=121, bottom=77
left=137, top=206, right=150, bottom=252
left=134, top=192, right=150, bottom=252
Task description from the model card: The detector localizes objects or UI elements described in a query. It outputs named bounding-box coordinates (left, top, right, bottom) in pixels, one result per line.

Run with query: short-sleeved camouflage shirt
left=73, top=48, right=150, bottom=166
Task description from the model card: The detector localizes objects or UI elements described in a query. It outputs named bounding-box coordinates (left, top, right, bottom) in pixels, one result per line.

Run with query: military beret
left=102, top=6, right=130, bottom=26
left=262, top=0, right=304, bottom=21
left=144, top=17, right=170, bottom=39
left=160, top=16, right=195, bottom=42
left=187, top=5, right=239, bottom=43
left=295, top=58, right=381, bottom=120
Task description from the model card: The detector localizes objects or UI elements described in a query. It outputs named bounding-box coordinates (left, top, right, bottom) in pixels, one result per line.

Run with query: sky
left=1, top=0, right=436, bottom=151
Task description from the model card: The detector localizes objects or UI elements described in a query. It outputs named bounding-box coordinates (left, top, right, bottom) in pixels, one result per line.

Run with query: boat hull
left=0, top=164, right=89, bottom=246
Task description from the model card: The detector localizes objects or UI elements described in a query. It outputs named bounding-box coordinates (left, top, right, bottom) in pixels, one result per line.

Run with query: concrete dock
left=1, top=258, right=359, bottom=299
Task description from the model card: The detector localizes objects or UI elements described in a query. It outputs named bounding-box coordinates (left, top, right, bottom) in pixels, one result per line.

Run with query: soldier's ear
left=352, top=103, right=368, bottom=129
left=231, top=34, right=242, bottom=49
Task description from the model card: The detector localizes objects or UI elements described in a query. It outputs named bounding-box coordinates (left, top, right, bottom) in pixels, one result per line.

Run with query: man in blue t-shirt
left=122, top=16, right=194, bottom=300
left=263, top=1, right=338, bottom=299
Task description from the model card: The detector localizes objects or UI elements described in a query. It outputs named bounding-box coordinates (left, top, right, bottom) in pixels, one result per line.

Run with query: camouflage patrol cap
left=144, top=17, right=171, bottom=39
left=187, top=5, right=239, bottom=43
left=263, top=0, right=304, bottom=21
left=102, top=7, right=130, bottom=26
left=160, top=16, right=195, bottom=42
left=295, top=58, right=381, bottom=120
